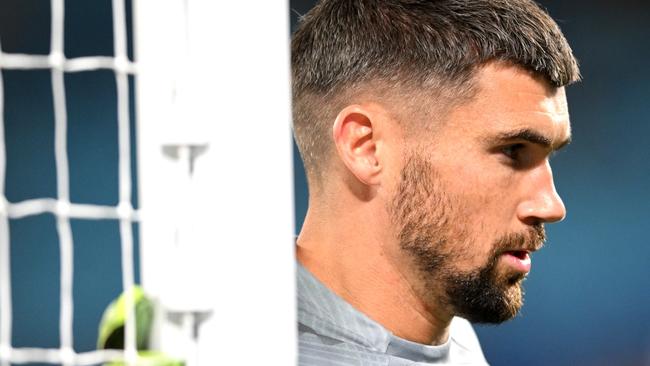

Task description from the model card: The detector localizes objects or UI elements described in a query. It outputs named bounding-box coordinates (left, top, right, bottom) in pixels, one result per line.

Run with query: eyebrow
left=487, top=128, right=572, bottom=151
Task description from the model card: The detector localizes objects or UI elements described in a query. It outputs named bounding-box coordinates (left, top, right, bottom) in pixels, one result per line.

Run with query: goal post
left=134, top=1, right=296, bottom=365
left=0, top=0, right=296, bottom=365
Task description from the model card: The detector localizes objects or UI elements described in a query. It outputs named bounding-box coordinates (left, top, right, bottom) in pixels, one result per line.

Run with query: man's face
left=387, top=64, right=570, bottom=323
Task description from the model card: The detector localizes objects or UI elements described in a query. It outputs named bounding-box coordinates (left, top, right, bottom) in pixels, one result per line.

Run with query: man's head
left=293, top=0, right=580, bottom=325
left=386, top=63, right=572, bottom=323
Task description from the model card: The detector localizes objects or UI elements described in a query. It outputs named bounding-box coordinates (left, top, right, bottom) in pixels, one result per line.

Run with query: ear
left=332, top=105, right=383, bottom=186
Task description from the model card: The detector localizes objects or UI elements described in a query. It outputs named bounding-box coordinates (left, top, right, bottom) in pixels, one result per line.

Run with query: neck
left=297, top=202, right=453, bottom=345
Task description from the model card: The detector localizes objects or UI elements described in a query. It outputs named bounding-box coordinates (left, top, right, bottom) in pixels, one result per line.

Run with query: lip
left=500, top=250, right=532, bottom=273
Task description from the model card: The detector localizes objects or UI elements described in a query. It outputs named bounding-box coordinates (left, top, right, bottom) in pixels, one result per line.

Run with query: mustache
left=494, top=224, right=546, bottom=253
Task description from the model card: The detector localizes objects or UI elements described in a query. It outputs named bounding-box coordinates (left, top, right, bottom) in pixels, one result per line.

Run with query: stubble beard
left=388, top=153, right=545, bottom=324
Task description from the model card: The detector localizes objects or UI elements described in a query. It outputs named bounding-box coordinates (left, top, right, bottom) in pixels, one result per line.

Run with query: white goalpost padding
left=0, top=0, right=295, bottom=365
left=135, top=0, right=295, bottom=365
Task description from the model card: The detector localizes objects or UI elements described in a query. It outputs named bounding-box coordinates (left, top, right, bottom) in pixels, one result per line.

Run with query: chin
left=446, top=270, right=527, bottom=324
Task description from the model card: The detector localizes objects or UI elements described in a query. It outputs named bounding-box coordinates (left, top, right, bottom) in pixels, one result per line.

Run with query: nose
left=516, top=161, right=566, bottom=225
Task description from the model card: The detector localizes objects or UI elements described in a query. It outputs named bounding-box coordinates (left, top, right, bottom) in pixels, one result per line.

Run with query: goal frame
left=134, top=1, right=296, bottom=365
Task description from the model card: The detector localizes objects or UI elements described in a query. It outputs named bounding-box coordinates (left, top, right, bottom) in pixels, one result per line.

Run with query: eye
left=501, top=143, right=525, bottom=161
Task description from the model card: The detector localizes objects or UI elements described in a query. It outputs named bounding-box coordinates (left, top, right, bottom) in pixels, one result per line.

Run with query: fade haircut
left=292, top=0, right=580, bottom=185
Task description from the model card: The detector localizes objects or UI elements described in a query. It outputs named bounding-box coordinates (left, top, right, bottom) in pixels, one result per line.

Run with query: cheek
left=438, top=167, right=516, bottom=259
left=441, top=158, right=518, bottom=218
left=439, top=167, right=491, bottom=219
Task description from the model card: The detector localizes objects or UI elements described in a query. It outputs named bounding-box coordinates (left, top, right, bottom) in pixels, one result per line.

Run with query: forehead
left=443, top=64, right=571, bottom=144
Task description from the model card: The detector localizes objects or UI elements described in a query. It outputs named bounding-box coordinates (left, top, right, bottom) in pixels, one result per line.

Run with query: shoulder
left=298, top=323, right=388, bottom=366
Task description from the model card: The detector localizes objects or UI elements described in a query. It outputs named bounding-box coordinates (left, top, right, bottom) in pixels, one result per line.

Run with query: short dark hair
left=292, top=0, right=580, bottom=184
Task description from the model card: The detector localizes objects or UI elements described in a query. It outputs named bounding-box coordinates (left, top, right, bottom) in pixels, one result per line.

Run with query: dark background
left=0, top=1, right=648, bottom=365
left=0, top=0, right=138, bottom=357
left=290, top=1, right=650, bottom=365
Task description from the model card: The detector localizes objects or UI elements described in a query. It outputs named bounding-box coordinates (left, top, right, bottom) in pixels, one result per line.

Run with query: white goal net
left=0, top=0, right=295, bottom=365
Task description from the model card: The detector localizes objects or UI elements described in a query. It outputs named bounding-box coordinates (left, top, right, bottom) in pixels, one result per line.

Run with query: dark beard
left=389, top=153, right=545, bottom=324
left=443, top=240, right=527, bottom=323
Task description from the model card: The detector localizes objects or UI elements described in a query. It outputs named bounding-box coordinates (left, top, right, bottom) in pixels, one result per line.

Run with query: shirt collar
left=297, top=262, right=451, bottom=362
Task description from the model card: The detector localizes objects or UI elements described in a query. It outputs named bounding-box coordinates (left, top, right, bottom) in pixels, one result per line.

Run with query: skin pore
left=296, top=63, right=571, bottom=345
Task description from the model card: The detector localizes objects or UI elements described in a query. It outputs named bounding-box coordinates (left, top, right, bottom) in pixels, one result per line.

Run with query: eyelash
left=501, top=143, right=525, bottom=161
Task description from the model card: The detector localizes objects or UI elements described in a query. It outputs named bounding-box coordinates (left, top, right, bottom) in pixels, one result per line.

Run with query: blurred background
left=0, top=0, right=139, bottom=357
left=0, top=0, right=648, bottom=365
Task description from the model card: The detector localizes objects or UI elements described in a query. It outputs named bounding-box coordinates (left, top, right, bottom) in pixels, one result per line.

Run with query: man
left=292, top=0, right=580, bottom=364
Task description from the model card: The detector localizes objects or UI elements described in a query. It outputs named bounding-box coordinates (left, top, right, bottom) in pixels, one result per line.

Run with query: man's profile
left=292, top=0, right=580, bottom=364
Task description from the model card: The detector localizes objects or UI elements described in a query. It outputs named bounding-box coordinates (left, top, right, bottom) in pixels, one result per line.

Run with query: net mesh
left=0, top=0, right=139, bottom=365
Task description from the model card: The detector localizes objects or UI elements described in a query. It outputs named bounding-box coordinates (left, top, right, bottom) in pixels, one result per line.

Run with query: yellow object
left=97, top=286, right=154, bottom=350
